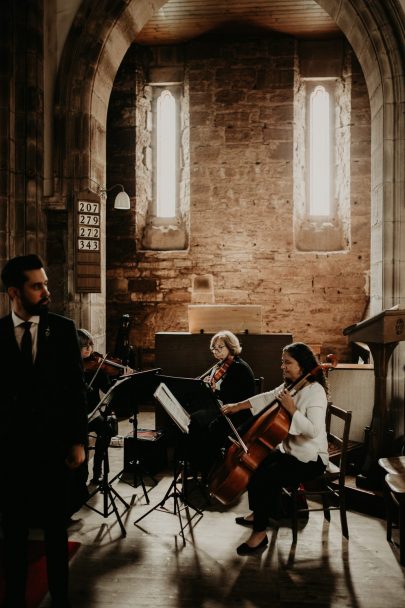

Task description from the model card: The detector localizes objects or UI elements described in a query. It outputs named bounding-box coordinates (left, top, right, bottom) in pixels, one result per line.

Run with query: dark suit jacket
left=0, top=311, right=88, bottom=452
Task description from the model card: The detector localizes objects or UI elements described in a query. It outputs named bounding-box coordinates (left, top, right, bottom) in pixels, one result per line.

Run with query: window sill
left=295, top=219, right=347, bottom=252
left=141, top=217, right=188, bottom=251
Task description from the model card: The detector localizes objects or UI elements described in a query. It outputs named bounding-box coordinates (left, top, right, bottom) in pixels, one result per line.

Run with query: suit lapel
left=35, top=312, right=51, bottom=368
left=2, top=314, right=21, bottom=360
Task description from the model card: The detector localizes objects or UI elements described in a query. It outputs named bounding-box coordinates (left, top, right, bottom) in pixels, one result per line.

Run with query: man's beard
left=21, top=294, right=50, bottom=315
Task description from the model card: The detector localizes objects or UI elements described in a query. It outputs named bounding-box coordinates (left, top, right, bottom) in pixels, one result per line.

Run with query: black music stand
left=155, top=375, right=221, bottom=501
left=124, top=413, right=158, bottom=503
left=133, top=381, right=204, bottom=545
left=155, top=375, right=219, bottom=415
left=110, top=369, right=162, bottom=503
left=86, top=376, right=134, bottom=537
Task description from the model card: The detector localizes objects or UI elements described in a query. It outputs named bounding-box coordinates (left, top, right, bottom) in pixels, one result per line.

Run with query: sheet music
left=88, top=375, right=129, bottom=423
left=154, top=383, right=190, bottom=434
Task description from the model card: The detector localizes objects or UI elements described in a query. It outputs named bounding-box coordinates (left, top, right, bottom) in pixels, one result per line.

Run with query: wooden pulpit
left=343, top=309, right=405, bottom=488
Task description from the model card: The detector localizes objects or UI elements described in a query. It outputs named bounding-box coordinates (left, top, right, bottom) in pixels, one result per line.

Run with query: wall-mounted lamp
left=100, top=184, right=131, bottom=210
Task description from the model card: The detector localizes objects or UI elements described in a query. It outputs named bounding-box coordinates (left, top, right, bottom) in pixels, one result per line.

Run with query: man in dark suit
left=0, top=254, right=88, bottom=608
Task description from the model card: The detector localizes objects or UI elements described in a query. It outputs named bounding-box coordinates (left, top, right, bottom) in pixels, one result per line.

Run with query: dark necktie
left=21, top=321, right=33, bottom=365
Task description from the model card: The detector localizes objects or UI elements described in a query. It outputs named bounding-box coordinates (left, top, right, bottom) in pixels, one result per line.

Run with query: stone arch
left=316, top=0, right=405, bottom=313
left=52, top=0, right=166, bottom=339
left=54, top=0, right=404, bottom=342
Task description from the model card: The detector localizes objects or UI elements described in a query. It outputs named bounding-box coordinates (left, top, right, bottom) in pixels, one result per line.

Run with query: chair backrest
left=254, top=376, right=264, bottom=395
left=326, top=403, right=352, bottom=483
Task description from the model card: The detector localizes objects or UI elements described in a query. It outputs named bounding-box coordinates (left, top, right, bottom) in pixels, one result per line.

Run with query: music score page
left=154, top=382, right=191, bottom=434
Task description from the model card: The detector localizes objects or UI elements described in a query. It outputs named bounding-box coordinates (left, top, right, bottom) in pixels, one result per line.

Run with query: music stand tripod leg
left=133, top=464, right=186, bottom=544
left=133, top=467, right=178, bottom=524
left=106, top=484, right=128, bottom=537
left=125, top=414, right=158, bottom=503
left=165, top=459, right=204, bottom=542
left=86, top=423, right=130, bottom=537
left=133, top=460, right=202, bottom=546
left=174, top=457, right=203, bottom=515
left=135, top=470, right=150, bottom=504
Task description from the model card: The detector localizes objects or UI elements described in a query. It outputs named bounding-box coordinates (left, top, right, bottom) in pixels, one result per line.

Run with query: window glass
left=156, top=90, right=177, bottom=218
left=309, top=85, right=331, bottom=217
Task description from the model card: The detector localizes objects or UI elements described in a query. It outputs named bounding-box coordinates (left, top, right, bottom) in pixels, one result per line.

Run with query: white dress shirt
left=12, top=310, right=40, bottom=362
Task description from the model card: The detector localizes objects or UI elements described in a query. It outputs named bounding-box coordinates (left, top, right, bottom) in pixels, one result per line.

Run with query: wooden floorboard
left=36, top=416, right=404, bottom=607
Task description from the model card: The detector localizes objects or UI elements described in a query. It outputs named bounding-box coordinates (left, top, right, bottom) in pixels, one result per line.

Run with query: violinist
left=78, top=328, right=112, bottom=484
left=203, top=331, right=256, bottom=423
left=188, top=330, right=255, bottom=476
left=221, top=342, right=328, bottom=555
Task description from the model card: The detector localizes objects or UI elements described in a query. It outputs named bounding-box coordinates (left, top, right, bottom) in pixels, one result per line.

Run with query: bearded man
left=0, top=254, right=87, bottom=608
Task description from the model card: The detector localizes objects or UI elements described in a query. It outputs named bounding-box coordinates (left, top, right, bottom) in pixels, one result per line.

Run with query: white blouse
left=248, top=382, right=329, bottom=464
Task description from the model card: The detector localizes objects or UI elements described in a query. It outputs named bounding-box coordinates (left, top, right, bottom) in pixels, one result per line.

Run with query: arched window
left=138, top=72, right=189, bottom=251
left=309, top=85, right=331, bottom=217
left=293, top=74, right=351, bottom=252
left=156, top=90, right=177, bottom=218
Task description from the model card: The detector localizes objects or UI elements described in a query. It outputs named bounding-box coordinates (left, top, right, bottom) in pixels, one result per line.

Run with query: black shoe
left=235, top=515, right=280, bottom=528
left=235, top=516, right=254, bottom=527
left=236, top=536, right=268, bottom=556
left=89, top=475, right=102, bottom=485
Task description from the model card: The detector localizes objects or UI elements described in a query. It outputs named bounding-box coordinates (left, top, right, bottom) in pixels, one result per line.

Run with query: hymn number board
left=75, top=193, right=101, bottom=292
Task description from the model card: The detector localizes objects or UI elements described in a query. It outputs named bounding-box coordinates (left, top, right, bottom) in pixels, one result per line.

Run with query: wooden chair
left=378, top=456, right=405, bottom=566
left=378, top=456, right=405, bottom=476
left=283, top=403, right=352, bottom=543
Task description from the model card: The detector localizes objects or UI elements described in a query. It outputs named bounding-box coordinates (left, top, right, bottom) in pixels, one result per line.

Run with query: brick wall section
left=0, top=0, right=46, bottom=312
left=106, top=34, right=371, bottom=365
left=0, top=2, right=13, bottom=288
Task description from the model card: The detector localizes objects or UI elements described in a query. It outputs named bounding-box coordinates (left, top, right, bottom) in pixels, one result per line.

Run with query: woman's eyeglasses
left=211, top=344, right=226, bottom=352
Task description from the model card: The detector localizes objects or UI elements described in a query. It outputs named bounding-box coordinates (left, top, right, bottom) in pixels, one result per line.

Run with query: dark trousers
left=187, top=410, right=228, bottom=476
left=0, top=446, right=71, bottom=607
left=188, top=409, right=252, bottom=477
left=247, top=450, right=326, bottom=531
left=88, top=415, right=111, bottom=478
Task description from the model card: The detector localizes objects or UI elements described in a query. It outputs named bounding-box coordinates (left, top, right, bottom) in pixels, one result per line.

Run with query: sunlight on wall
left=156, top=90, right=176, bottom=217
left=309, top=85, right=331, bottom=216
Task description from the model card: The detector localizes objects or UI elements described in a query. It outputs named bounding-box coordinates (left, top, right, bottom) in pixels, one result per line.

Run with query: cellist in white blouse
left=221, top=342, right=329, bottom=556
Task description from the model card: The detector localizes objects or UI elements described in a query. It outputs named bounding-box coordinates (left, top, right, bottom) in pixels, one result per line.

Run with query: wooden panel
left=75, top=192, right=101, bottom=293
left=344, top=310, right=405, bottom=344
left=188, top=304, right=262, bottom=334
left=155, top=331, right=292, bottom=390
left=136, top=0, right=341, bottom=45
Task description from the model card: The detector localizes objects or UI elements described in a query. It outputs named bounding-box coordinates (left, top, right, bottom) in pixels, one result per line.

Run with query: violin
left=83, top=351, right=133, bottom=377
left=208, top=354, right=337, bottom=505
left=198, top=356, right=234, bottom=391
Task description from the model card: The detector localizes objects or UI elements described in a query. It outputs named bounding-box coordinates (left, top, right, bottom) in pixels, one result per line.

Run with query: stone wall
left=106, top=33, right=371, bottom=365
left=0, top=0, right=46, bottom=316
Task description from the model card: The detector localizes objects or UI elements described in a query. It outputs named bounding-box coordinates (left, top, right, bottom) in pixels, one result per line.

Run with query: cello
left=208, top=354, right=337, bottom=505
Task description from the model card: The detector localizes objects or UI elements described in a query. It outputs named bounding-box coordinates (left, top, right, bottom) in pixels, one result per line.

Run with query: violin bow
left=87, top=352, right=109, bottom=389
